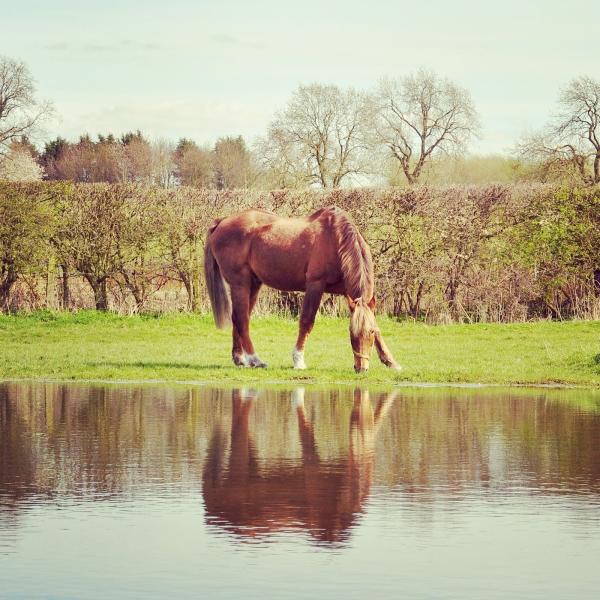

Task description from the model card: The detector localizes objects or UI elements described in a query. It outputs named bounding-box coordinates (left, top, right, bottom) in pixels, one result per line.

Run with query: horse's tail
left=204, top=220, right=231, bottom=329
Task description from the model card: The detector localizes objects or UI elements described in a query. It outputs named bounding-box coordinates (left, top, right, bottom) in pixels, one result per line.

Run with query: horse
left=202, top=387, right=397, bottom=544
left=204, top=205, right=400, bottom=373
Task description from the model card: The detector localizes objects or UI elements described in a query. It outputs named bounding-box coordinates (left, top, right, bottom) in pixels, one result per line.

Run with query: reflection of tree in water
left=202, top=388, right=395, bottom=545
left=0, top=382, right=211, bottom=530
left=1, top=383, right=599, bottom=540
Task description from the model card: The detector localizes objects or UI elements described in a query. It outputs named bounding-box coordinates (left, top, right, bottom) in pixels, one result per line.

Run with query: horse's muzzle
left=354, top=366, right=369, bottom=374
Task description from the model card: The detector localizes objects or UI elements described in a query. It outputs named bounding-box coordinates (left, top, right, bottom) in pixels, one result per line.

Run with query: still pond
left=1, top=383, right=600, bottom=599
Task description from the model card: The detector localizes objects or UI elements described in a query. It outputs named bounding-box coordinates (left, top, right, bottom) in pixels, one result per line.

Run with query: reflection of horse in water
left=202, top=388, right=396, bottom=545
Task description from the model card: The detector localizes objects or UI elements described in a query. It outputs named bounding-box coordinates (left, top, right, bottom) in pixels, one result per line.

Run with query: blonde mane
left=349, top=300, right=377, bottom=336
left=329, top=208, right=374, bottom=303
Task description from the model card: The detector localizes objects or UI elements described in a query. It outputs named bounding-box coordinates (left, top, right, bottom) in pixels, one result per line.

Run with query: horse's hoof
left=389, top=362, right=402, bottom=371
left=231, top=354, right=247, bottom=367
left=246, top=354, right=267, bottom=368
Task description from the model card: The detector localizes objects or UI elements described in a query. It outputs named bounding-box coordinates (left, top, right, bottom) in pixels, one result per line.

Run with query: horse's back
left=209, top=208, right=342, bottom=292
left=215, top=209, right=279, bottom=233
left=212, top=206, right=341, bottom=240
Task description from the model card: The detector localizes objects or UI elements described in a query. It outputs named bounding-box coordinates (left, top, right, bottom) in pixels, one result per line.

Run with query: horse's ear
left=346, top=296, right=356, bottom=312
left=368, top=296, right=376, bottom=310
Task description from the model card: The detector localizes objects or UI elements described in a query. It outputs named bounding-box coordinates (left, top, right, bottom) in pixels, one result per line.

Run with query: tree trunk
left=191, top=276, right=201, bottom=313
left=130, top=286, right=144, bottom=311
left=0, top=265, right=17, bottom=312
left=121, top=270, right=145, bottom=312
left=60, top=265, right=71, bottom=310
left=85, top=276, right=109, bottom=311
left=180, top=271, right=194, bottom=311
left=411, top=281, right=424, bottom=319
left=445, top=280, right=459, bottom=320
left=393, top=292, right=404, bottom=317
left=45, top=256, right=58, bottom=309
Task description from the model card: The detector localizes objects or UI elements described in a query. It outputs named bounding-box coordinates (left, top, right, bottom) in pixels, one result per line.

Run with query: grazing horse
left=204, top=206, right=400, bottom=372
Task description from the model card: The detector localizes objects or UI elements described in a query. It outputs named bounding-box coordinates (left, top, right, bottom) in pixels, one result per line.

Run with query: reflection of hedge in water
left=1, top=182, right=599, bottom=320
left=375, top=392, right=600, bottom=495
left=1, top=384, right=599, bottom=508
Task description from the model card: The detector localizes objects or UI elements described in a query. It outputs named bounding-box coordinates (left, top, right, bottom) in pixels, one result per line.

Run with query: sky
left=3, top=0, right=599, bottom=154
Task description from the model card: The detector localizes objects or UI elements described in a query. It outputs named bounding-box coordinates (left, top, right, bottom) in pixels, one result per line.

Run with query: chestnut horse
left=204, top=206, right=400, bottom=372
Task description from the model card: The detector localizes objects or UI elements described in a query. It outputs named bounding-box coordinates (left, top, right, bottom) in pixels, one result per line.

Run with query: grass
left=0, top=311, right=599, bottom=387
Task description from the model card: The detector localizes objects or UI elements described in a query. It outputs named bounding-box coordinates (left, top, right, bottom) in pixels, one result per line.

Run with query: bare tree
left=258, top=84, right=374, bottom=188
left=376, top=69, right=479, bottom=185
left=0, top=57, right=52, bottom=153
left=151, top=139, right=176, bottom=188
left=519, top=76, right=600, bottom=185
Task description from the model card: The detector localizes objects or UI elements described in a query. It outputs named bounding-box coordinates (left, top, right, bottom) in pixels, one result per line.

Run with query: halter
left=352, top=350, right=371, bottom=361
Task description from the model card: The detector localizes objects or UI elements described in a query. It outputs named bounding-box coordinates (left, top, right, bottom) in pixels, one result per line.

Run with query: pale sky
left=3, top=0, right=599, bottom=153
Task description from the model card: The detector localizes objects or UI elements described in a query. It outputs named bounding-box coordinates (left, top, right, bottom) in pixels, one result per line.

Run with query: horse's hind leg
left=292, top=284, right=323, bottom=369
left=231, top=327, right=245, bottom=366
left=231, top=279, right=266, bottom=368
left=231, top=278, right=262, bottom=366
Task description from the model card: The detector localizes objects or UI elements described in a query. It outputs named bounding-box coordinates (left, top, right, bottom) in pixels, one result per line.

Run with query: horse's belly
left=249, top=235, right=309, bottom=292
left=251, top=257, right=307, bottom=291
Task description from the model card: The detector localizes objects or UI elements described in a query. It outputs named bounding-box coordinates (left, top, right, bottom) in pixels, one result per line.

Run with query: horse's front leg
left=292, top=284, right=323, bottom=369
left=293, top=388, right=320, bottom=466
left=374, top=329, right=402, bottom=371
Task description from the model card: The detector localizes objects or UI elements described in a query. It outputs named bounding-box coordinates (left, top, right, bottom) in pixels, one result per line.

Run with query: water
left=1, top=383, right=599, bottom=600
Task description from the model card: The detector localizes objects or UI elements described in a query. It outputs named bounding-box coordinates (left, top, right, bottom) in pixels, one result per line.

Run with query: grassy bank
left=0, top=311, right=599, bottom=386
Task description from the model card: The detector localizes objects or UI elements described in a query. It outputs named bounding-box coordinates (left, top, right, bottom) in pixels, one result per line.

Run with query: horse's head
left=348, top=296, right=377, bottom=373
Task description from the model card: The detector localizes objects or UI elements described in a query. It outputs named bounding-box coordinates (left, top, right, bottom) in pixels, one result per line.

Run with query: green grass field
left=0, top=311, right=599, bottom=386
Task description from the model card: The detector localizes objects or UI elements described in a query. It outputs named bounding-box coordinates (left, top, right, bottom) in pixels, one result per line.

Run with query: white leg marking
left=292, top=348, right=307, bottom=370
left=292, top=387, right=305, bottom=408
left=240, top=388, right=258, bottom=402
left=246, top=353, right=267, bottom=368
